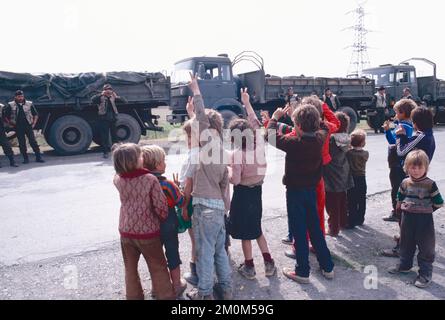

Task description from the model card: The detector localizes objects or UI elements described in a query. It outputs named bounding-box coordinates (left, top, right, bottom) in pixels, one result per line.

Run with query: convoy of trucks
left=1, top=52, right=444, bottom=156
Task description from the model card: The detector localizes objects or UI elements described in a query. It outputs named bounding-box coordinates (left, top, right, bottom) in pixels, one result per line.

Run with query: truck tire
left=339, top=106, right=358, bottom=133
left=49, top=115, right=93, bottom=156
left=219, top=109, right=239, bottom=128
left=114, top=113, right=141, bottom=144
left=44, top=130, right=54, bottom=148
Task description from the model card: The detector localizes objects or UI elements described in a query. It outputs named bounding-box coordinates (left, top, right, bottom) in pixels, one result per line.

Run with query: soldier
left=0, top=103, right=18, bottom=167
left=3, top=90, right=44, bottom=164
left=323, top=88, right=342, bottom=112
left=91, top=84, right=127, bottom=159
left=370, top=86, right=389, bottom=134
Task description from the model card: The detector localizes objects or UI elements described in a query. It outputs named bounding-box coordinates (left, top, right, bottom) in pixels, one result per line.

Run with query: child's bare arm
left=182, top=177, right=193, bottom=221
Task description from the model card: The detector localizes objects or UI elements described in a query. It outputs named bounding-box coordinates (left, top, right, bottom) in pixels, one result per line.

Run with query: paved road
left=1, top=127, right=445, bottom=266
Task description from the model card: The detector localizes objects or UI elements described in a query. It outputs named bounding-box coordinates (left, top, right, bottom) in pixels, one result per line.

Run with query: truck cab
left=363, top=64, right=419, bottom=104
left=168, top=55, right=243, bottom=125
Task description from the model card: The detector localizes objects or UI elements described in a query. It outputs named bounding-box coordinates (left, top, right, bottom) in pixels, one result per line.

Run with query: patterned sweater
left=397, top=176, right=444, bottom=214
left=113, top=169, right=168, bottom=239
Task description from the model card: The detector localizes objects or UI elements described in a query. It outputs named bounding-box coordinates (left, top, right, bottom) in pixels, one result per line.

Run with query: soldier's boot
left=35, top=153, right=45, bottom=163
left=22, top=154, right=30, bottom=164
left=8, top=156, right=18, bottom=167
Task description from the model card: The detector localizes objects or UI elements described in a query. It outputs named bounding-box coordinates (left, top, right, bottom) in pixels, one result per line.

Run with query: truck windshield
left=172, top=61, right=194, bottom=86
left=363, top=71, right=391, bottom=86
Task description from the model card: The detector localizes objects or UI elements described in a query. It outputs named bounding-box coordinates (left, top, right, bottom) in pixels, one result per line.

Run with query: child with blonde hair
left=141, top=145, right=187, bottom=298
left=112, top=143, right=174, bottom=300
left=389, top=150, right=443, bottom=288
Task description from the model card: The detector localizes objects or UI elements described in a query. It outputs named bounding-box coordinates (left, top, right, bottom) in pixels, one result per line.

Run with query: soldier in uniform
left=370, top=86, right=389, bottom=134
left=323, top=88, right=342, bottom=112
left=0, top=103, right=18, bottom=167
left=91, top=84, right=127, bottom=158
left=3, top=90, right=44, bottom=164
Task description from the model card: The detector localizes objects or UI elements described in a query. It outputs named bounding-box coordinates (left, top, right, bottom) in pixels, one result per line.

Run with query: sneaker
left=388, top=265, right=412, bottom=274
left=282, top=267, right=310, bottom=284
left=281, top=236, right=293, bottom=245
left=222, top=289, right=233, bottom=300
left=381, top=248, right=400, bottom=258
left=414, top=275, right=431, bottom=289
left=186, top=288, right=213, bottom=300
left=321, top=269, right=335, bottom=280
left=237, top=263, right=256, bottom=280
left=184, top=262, right=199, bottom=286
left=174, top=279, right=187, bottom=298
left=264, top=260, right=277, bottom=277
left=284, top=249, right=296, bottom=260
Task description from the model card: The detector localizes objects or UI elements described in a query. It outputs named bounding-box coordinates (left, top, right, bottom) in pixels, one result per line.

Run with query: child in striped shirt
left=389, top=150, right=443, bottom=288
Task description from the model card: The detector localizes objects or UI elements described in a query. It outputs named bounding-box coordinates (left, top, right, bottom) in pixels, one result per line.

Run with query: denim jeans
left=286, top=187, right=334, bottom=277
left=192, top=204, right=232, bottom=296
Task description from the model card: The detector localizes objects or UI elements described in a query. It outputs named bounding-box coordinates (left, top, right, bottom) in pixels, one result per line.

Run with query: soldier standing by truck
left=370, top=86, right=389, bottom=134
left=3, top=90, right=45, bottom=164
left=91, top=84, right=127, bottom=159
left=323, top=88, right=342, bottom=112
left=0, top=103, right=18, bottom=167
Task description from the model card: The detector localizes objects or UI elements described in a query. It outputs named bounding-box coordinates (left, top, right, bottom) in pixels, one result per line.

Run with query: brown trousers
left=120, top=237, right=175, bottom=300
left=325, top=191, right=348, bottom=236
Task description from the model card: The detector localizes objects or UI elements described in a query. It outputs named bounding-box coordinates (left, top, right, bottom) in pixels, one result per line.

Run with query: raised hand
left=240, top=88, right=250, bottom=107
left=272, top=108, right=286, bottom=121
left=383, top=120, right=391, bottom=132
left=188, top=73, right=201, bottom=96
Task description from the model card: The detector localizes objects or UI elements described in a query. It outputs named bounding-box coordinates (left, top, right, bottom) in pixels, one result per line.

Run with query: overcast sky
left=1, top=0, right=444, bottom=78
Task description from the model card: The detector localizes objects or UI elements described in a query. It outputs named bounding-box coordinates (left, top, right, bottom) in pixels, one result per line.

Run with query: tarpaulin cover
left=0, top=70, right=166, bottom=102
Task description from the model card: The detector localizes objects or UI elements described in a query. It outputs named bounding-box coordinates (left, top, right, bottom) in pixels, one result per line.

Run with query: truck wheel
left=44, top=130, right=54, bottom=148
left=114, top=113, right=141, bottom=144
left=219, top=109, right=238, bottom=128
left=49, top=115, right=93, bottom=156
left=339, top=106, right=358, bottom=133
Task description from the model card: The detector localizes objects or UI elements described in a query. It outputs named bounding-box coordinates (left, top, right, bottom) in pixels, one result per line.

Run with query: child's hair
left=205, top=109, right=224, bottom=138
left=411, top=107, right=434, bottom=131
left=182, top=119, right=193, bottom=138
left=335, top=111, right=350, bottom=133
left=292, top=104, right=321, bottom=133
left=228, top=118, right=254, bottom=150
left=350, top=129, right=367, bottom=148
left=141, top=145, right=166, bottom=171
left=404, top=149, right=429, bottom=174
left=301, top=95, right=323, bottom=117
left=394, top=99, right=416, bottom=118
left=112, top=143, right=142, bottom=175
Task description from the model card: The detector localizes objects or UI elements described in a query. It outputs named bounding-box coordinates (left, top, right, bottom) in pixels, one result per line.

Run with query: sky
left=1, top=0, right=445, bottom=78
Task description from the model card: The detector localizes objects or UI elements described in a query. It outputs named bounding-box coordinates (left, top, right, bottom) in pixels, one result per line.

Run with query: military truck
left=0, top=71, right=170, bottom=155
left=168, top=51, right=376, bottom=131
left=363, top=57, right=445, bottom=127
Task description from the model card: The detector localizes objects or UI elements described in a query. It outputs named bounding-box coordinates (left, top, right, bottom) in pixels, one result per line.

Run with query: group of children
left=111, top=76, right=443, bottom=300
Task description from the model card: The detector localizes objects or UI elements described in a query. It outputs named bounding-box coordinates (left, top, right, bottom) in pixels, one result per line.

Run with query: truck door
left=195, top=62, right=237, bottom=107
